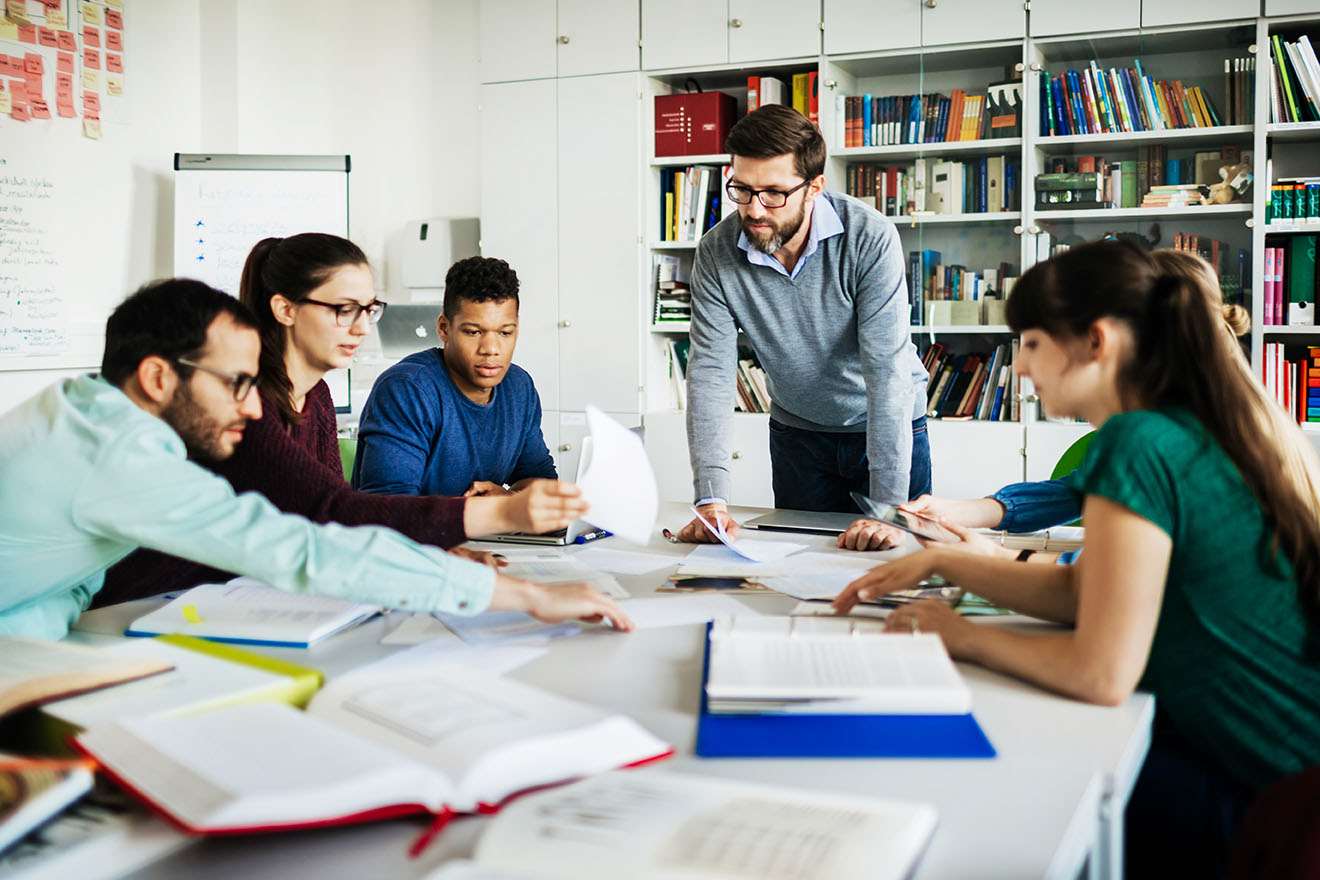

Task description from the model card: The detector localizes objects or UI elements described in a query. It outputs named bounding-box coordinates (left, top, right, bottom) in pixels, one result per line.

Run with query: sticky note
left=17, top=23, right=36, bottom=44
left=105, top=52, right=121, bottom=73
left=82, top=116, right=100, bottom=139
left=24, top=72, right=42, bottom=100
left=37, top=26, right=57, bottom=47
left=29, top=97, right=49, bottom=118
left=104, top=8, right=120, bottom=29
left=55, top=70, right=71, bottom=93
left=8, top=80, right=25, bottom=103
left=182, top=604, right=203, bottom=624
left=79, top=1, right=100, bottom=24
left=23, top=52, right=42, bottom=75
left=82, top=24, right=99, bottom=47
left=0, top=89, right=10, bottom=115
left=5, top=0, right=26, bottom=22
left=46, top=7, right=66, bottom=27
left=104, top=0, right=121, bottom=8
left=82, top=89, right=98, bottom=112
left=56, top=99, right=73, bottom=117
left=56, top=30, right=75, bottom=51
left=57, top=51, right=73, bottom=74
left=11, top=103, right=30, bottom=121
left=105, top=29, right=121, bottom=52
left=81, top=69, right=97, bottom=89
left=82, top=47, right=99, bottom=69
left=105, top=72, right=120, bottom=95
left=0, top=18, right=17, bottom=41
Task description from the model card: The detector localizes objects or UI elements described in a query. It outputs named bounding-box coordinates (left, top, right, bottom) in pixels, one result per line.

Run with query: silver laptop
left=375, top=303, right=442, bottom=359
left=743, top=509, right=861, bottom=535
left=483, top=436, right=604, bottom=546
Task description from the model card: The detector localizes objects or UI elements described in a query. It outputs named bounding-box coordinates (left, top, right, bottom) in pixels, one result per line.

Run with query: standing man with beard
left=674, top=105, right=931, bottom=543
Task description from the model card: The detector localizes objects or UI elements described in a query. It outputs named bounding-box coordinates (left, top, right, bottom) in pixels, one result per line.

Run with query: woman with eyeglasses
left=98, top=233, right=587, bottom=605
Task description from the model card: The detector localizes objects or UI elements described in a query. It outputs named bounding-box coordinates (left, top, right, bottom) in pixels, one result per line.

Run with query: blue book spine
left=1052, top=77, right=1070, bottom=136
left=1117, top=68, right=1141, bottom=131
left=910, top=94, right=921, bottom=143
left=978, top=157, right=988, bottom=213
left=862, top=93, right=872, bottom=146
left=1068, top=70, right=1087, bottom=134
left=990, top=384, right=1005, bottom=421
left=1166, top=160, right=1179, bottom=185
left=1041, top=73, right=1052, bottom=135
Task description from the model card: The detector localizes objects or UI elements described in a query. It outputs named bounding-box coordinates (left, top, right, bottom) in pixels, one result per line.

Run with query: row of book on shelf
left=923, top=341, right=1019, bottom=422
left=837, top=82, right=1022, bottom=149
left=658, top=164, right=735, bottom=243
left=1038, top=58, right=1233, bottom=137
left=909, top=251, right=1016, bottom=327
left=1264, top=234, right=1319, bottom=326
left=1034, top=146, right=1246, bottom=210
left=654, top=254, right=691, bottom=325
left=845, top=155, right=1020, bottom=217
left=1268, top=34, right=1320, bottom=124
left=1268, top=176, right=1320, bottom=223
left=747, top=71, right=820, bottom=125
left=1040, top=231, right=1247, bottom=304
left=663, top=338, right=771, bottom=414
left=1264, top=344, right=1320, bottom=427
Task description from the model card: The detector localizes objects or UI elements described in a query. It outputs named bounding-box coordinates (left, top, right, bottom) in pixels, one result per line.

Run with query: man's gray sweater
left=685, top=191, right=929, bottom=504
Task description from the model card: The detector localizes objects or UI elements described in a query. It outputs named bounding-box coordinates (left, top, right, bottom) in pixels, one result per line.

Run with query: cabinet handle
left=558, top=319, right=571, bottom=328
left=730, top=18, right=743, bottom=28
left=731, top=451, right=743, bottom=460
left=1027, top=224, right=1042, bottom=235
left=559, top=443, right=573, bottom=452
left=924, top=0, right=936, bottom=7
left=1012, top=225, right=1024, bottom=235
left=1248, top=43, right=1257, bottom=55
left=824, top=79, right=838, bottom=90
left=1028, top=62, right=1042, bottom=72
left=1245, top=218, right=1255, bottom=229
left=557, top=34, right=570, bottom=44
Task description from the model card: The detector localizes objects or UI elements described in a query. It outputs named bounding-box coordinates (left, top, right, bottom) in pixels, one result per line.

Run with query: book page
left=475, top=772, right=937, bottom=880
left=0, top=638, right=171, bottom=717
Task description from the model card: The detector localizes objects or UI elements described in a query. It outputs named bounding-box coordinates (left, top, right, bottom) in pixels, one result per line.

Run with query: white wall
left=0, top=0, right=482, bottom=415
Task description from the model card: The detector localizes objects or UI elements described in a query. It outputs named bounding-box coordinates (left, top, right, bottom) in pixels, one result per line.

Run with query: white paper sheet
left=758, top=551, right=886, bottom=600
left=500, top=558, right=629, bottom=599
left=573, top=545, right=690, bottom=575
left=434, top=611, right=581, bottom=645
left=616, top=595, right=762, bottom=630
left=790, top=601, right=891, bottom=620
left=575, top=407, right=659, bottom=545
left=688, top=508, right=806, bottom=563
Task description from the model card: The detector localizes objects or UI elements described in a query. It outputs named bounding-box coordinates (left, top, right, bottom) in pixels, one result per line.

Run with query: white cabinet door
left=479, top=0, right=557, bottom=83
left=643, top=410, right=696, bottom=503
left=480, top=81, right=561, bottom=411
left=541, top=409, right=563, bottom=474
left=557, top=74, right=643, bottom=415
left=728, top=0, right=821, bottom=63
left=641, top=0, right=729, bottom=70
left=824, top=0, right=921, bottom=54
left=727, top=414, right=774, bottom=508
left=1266, top=0, right=1320, bottom=13
left=557, top=0, right=640, bottom=77
left=921, top=0, right=1025, bottom=46
left=1029, top=0, right=1139, bottom=37
left=927, top=421, right=1024, bottom=499
left=1023, top=421, right=1093, bottom=483
left=1141, top=0, right=1258, bottom=27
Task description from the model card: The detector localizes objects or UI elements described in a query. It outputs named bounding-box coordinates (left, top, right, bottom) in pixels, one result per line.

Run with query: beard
left=741, top=201, right=807, bottom=255
left=160, top=382, right=243, bottom=463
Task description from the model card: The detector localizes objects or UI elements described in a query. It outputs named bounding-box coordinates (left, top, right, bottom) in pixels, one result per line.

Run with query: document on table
left=576, top=407, right=659, bottom=545
left=434, top=611, right=582, bottom=646
left=573, top=544, right=690, bottom=575
left=688, top=507, right=806, bottom=563
left=676, top=541, right=809, bottom=577
left=758, top=552, right=886, bottom=601
left=616, top=595, right=762, bottom=630
left=499, top=556, right=629, bottom=599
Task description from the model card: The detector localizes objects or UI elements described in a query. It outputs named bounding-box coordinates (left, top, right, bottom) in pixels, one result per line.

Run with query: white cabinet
left=1029, top=0, right=1140, bottom=37
left=541, top=410, right=562, bottom=473
left=556, top=73, right=643, bottom=415
left=480, top=0, right=639, bottom=83
left=1266, top=0, right=1320, bottom=13
left=643, top=411, right=773, bottom=507
left=1141, top=0, right=1259, bottom=28
left=824, top=0, right=921, bottom=54
left=642, top=0, right=818, bottom=71
left=927, top=420, right=1024, bottom=499
left=1023, top=421, right=1093, bottom=483
left=921, top=0, right=1025, bottom=47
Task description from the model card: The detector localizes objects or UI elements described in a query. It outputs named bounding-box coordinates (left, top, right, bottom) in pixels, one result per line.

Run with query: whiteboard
left=172, top=154, right=350, bottom=296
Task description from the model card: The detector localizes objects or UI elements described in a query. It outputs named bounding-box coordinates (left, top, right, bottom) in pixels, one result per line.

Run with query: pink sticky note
left=17, top=24, right=37, bottom=44
left=105, top=8, right=121, bottom=29
left=82, top=90, right=99, bottom=112
left=56, top=30, right=76, bottom=51
left=11, top=104, right=31, bottom=121
left=23, top=52, right=42, bottom=75
left=106, top=30, right=121, bottom=52
left=24, top=73, right=42, bottom=100
left=57, top=52, right=73, bottom=74
left=38, top=26, right=57, bottom=47
left=29, top=98, right=49, bottom=119
left=57, top=100, right=74, bottom=118
left=82, top=47, right=99, bottom=70
left=82, top=25, right=99, bottom=48
left=106, top=53, right=121, bottom=73
left=8, top=80, right=26, bottom=104
left=0, top=57, right=13, bottom=77
left=55, top=71, right=71, bottom=97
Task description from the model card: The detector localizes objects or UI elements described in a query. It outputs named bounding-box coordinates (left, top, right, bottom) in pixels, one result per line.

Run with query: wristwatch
left=1015, top=549, right=1037, bottom=563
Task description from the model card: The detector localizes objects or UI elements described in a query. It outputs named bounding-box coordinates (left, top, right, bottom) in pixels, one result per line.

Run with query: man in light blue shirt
left=0, top=279, right=631, bottom=639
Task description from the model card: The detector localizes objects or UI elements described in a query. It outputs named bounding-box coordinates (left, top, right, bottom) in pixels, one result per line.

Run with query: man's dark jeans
left=768, top=416, right=933, bottom=512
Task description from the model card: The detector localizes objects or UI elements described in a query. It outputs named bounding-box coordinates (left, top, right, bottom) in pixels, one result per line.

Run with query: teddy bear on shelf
left=1200, top=161, right=1253, bottom=205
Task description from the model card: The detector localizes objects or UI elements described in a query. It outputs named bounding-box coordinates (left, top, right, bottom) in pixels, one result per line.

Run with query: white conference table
left=86, top=502, right=1153, bottom=880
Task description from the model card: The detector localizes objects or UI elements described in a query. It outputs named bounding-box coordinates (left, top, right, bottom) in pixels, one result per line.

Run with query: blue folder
left=695, top=623, right=997, bottom=759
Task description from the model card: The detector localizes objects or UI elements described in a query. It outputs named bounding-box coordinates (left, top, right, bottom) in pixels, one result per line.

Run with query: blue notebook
left=695, top=623, right=996, bottom=759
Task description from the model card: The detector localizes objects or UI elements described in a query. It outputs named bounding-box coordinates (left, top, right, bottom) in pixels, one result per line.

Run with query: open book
left=0, top=755, right=95, bottom=853
left=705, top=616, right=971, bottom=714
left=73, top=667, right=671, bottom=836
left=426, top=771, right=938, bottom=880
left=0, top=637, right=173, bottom=720
left=124, top=579, right=380, bottom=648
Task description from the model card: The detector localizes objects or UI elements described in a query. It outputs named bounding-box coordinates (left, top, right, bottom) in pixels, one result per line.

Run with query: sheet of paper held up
left=687, top=507, right=806, bottom=564
left=575, top=407, right=659, bottom=545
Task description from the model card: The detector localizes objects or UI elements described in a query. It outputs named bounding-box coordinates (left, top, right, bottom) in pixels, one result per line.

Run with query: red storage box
left=654, top=91, right=738, bottom=157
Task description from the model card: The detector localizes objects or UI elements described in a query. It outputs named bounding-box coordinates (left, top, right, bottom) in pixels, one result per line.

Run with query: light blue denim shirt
left=0, top=375, right=494, bottom=639
left=991, top=475, right=1082, bottom=533
left=736, top=191, right=846, bottom=281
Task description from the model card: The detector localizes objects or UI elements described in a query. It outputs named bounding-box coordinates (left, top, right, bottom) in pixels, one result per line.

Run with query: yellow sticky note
left=105, top=73, right=121, bottom=96
left=79, top=1, right=100, bottom=24
left=105, top=0, right=122, bottom=7
left=0, top=17, right=16, bottom=40
left=181, top=603, right=203, bottom=624
left=46, top=8, right=66, bottom=27
left=0, top=89, right=10, bottom=116
left=81, top=69, right=98, bottom=90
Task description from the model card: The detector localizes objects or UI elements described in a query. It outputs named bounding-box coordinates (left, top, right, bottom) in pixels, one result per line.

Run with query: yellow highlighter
left=181, top=604, right=203, bottom=624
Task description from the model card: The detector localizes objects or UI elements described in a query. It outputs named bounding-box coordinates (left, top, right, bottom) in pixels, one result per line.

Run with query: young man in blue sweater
left=353, top=257, right=558, bottom=498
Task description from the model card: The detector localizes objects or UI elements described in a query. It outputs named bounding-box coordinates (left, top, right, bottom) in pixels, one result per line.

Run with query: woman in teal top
left=834, top=241, right=1320, bottom=877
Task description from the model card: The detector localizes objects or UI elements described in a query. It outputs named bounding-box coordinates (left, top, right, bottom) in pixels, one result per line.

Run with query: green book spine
left=1120, top=160, right=1138, bottom=208
left=1289, top=235, right=1317, bottom=305
left=1274, top=35, right=1301, bottom=123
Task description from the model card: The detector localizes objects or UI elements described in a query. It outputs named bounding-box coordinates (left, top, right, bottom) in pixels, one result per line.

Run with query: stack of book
left=1036, top=171, right=1106, bottom=209
left=1264, top=235, right=1318, bottom=326
left=837, top=83, right=1021, bottom=148
left=1035, top=148, right=1243, bottom=210
left=658, top=165, right=730, bottom=243
left=1269, top=177, right=1320, bottom=223
left=1039, top=58, right=1224, bottom=136
left=1224, top=56, right=1258, bottom=125
left=1268, top=34, right=1320, bottom=123
left=908, top=249, right=1017, bottom=326
left=846, top=155, right=1019, bottom=217
left=734, top=355, right=772, bottom=414
left=652, top=255, right=691, bottom=326
left=1139, top=184, right=1203, bottom=209
left=923, top=342, right=1019, bottom=421
left=1264, top=344, right=1320, bottom=427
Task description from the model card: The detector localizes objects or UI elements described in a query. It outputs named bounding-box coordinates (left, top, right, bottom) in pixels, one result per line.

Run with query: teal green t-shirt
left=1077, top=408, right=1320, bottom=789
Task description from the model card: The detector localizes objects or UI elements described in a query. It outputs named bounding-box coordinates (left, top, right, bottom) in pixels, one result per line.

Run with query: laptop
left=742, top=509, right=861, bottom=536
left=375, top=303, right=442, bottom=359
left=482, top=436, right=610, bottom=546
